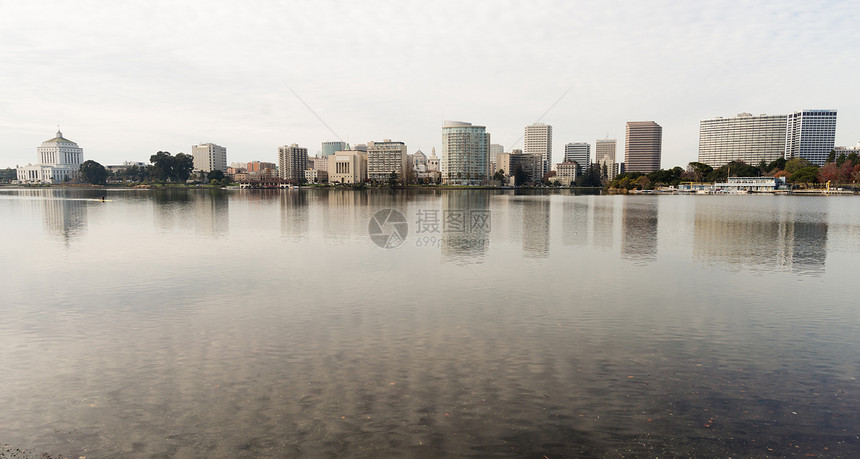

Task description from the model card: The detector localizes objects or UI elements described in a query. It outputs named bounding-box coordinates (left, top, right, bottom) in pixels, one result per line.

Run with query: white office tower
left=697, top=113, right=788, bottom=167
left=278, top=144, right=308, bottom=182
left=367, top=139, right=408, bottom=182
left=564, top=142, right=591, bottom=168
left=524, top=123, right=552, bottom=177
left=785, top=110, right=837, bottom=166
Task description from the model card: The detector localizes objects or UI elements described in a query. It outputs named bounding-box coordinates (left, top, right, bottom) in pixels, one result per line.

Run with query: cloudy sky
left=2, top=0, right=858, bottom=169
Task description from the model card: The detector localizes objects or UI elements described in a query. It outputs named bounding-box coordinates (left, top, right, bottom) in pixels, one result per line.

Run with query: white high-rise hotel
left=698, top=109, right=837, bottom=167
left=192, top=143, right=227, bottom=172
left=524, top=123, right=552, bottom=177
left=441, top=121, right=490, bottom=186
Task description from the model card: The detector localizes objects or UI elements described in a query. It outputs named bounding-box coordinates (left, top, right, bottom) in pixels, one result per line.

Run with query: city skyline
left=1, top=1, right=858, bottom=169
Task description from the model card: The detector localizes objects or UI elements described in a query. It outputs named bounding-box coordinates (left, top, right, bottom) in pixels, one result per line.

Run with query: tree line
left=78, top=152, right=217, bottom=185
left=608, top=150, right=860, bottom=191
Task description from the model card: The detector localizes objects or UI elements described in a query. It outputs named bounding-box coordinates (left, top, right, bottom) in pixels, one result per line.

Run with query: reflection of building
left=441, top=191, right=491, bottom=263
left=785, top=109, right=837, bottom=166
left=367, top=140, right=408, bottom=182
left=38, top=190, right=87, bottom=242
left=280, top=190, right=309, bottom=238
left=193, top=190, right=229, bottom=236
left=591, top=197, right=614, bottom=248
left=621, top=197, right=658, bottom=261
left=521, top=198, right=550, bottom=258
left=625, top=121, right=662, bottom=173
left=524, top=123, right=552, bottom=177
left=278, top=144, right=308, bottom=182
left=442, top=121, right=490, bottom=186
left=192, top=143, right=227, bottom=172
left=693, top=201, right=826, bottom=273
left=562, top=200, right=589, bottom=246
left=17, top=130, right=84, bottom=183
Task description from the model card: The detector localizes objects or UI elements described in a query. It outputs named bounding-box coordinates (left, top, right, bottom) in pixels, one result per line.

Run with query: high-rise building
left=322, top=141, right=349, bottom=157
left=441, top=121, right=490, bottom=186
left=17, top=129, right=84, bottom=183
left=698, top=113, right=788, bottom=167
left=524, top=123, right=552, bottom=177
left=278, top=144, right=308, bottom=182
left=489, top=144, right=505, bottom=173
left=498, top=153, right=542, bottom=182
left=564, top=142, right=591, bottom=168
left=596, top=139, right=616, bottom=163
left=367, top=139, right=408, bottom=182
left=192, top=143, right=227, bottom=172
left=785, top=110, right=837, bottom=166
left=625, top=121, right=662, bottom=173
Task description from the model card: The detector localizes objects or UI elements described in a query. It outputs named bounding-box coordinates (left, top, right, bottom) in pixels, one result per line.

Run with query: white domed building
left=17, top=130, right=84, bottom=183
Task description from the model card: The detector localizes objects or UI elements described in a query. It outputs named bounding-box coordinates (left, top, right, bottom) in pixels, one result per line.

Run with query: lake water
left=1, top=188, right=859, bottom=457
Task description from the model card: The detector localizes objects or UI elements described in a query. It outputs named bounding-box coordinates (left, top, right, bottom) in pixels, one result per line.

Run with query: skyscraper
left=564, top=142, right=590, bottom=168
left=624, top=122, right=662, bottom=173
left=524, top=123, right=552, bottom=177
left=698, top=113, right=788, bottom=167
left=192, top=143, right=227, bottom=172
left=489, top=144, right=505, bottom=174
left=367, top=139, right=408, bottom=182
left=441, top=121, right=490, bottom=186
left=785, top=110, right=837, bottom=166
left=595, top=138, right=621, bottom=179
left=278, top=144, right=308, bottom=182
left=321, top=141, right=349, bottom=157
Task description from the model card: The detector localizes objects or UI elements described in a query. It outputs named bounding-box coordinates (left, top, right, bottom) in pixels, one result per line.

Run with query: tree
left=789, top=166, right=819, bottom=187
left=514, top=164, right=528, bottom=187
left=173, top=153, right=194, bottom=182
left=80, top=160, right=108, bottom=185
left=388, top=170, right=398, bottom=187
left=784, top=157, right=811, bottom=174
left=0, top=168, right=17, bottom=182
left=207, top=170, right=225, bottom=182
left=150, top=151, right=194, bottom=182
left=493, top=169, right=505, bottom=181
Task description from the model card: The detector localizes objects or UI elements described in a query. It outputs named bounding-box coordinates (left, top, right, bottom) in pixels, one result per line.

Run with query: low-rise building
left=327, top=151, right=367, bottom=184
left=305, top=169, right=328, bottom=183
left=555, top=162, right=579, bottom=186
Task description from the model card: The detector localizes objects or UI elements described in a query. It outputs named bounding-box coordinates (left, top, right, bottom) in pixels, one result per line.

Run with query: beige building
left=498, top=152, right=542, bottom=183
left=555, top=162, right=579, bottom=186
left=625, top=122, right=662, bottom=173
left=367, top=139, right=408, bottom=182
left=192, top=143, right=227, bottom=172
left=304, top=169, right=328, bottom=183
left=328, top=151, right=367, bottom=184
left=524, top=123, right=552, bottom=177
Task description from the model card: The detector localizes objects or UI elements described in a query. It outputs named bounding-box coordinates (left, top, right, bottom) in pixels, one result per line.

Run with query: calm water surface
left=1, top=188, right=859, bottom=457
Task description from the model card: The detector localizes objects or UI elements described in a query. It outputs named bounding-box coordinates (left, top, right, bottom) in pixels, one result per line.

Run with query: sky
left=2, top=0, right=859, bottom=170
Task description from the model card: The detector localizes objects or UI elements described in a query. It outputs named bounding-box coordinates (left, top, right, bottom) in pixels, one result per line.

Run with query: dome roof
left=41, top=130, right=78, bottom=146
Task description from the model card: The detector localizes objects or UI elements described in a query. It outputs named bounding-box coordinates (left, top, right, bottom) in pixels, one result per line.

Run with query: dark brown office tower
left=624, top=121, right=662, bottom=173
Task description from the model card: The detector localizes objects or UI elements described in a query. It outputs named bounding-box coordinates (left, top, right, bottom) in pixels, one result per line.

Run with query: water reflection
left=42, top=190, right=88, bottom=243
left=521, top=198, right=550, bottom=258
left=280, top=190, right=308, bottom=239
left=193, top=189, right=229, bottom=236
left=440, top=190, right=491, bottom=263
left=562, top=200, right=589, bottom=246
left=592, top=197, right=614, bottom=248
left=693, top=200, right=827, bottom=274
left=621, top=196, right=658, bottom=262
